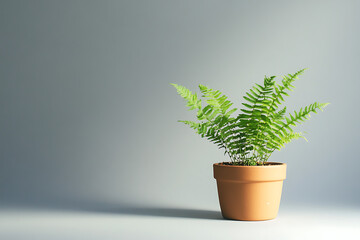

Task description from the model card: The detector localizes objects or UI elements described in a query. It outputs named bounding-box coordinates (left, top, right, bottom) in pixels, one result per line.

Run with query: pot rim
left=214, top=162, right=286, bottom=168
left=214, top=162, right=287, bottom=181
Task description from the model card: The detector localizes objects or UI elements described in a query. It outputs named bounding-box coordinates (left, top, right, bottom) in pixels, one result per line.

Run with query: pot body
left=214, top=162, right=286, bottom=221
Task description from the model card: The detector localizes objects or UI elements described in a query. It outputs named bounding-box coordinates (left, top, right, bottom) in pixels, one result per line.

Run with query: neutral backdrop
left=0, top=0, right=359, bottom=213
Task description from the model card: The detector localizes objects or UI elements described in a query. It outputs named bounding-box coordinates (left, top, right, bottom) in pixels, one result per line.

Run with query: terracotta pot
left=213, top=162, right=286, bottom=221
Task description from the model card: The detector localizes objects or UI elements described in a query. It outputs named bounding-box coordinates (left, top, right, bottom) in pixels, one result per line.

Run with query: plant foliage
left=171, top=69, right=329, bottom=166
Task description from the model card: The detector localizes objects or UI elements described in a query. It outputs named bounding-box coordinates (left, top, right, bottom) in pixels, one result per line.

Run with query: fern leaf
left=178, top=120, right=200, bottom=130
left=171, top=83, right=201, bottom=110
left=198, top=84, right=236, bottom=116
left=273, top=102, right=329, bottom=142
left=267, top=69, right=306, bottom=114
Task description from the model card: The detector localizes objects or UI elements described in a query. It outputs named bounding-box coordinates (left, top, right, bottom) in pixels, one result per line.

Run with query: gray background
left=0, top=0, right=359, bottom=212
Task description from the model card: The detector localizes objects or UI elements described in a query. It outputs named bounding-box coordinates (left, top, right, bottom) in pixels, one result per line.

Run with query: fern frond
left=198, top=84, right=237, bottom=116
left=283, top=102, right=328, bottom=128
left=178, top=120, right=200, bottom=131
left=267, top=102, right=328, bottom=151
left=238, top=75, right=277, bottom=160
left=171, top=83, right=201, bottom=110
left=272, top=107, right=287, bottom=120
left=175, top=84, right=240, bottom=160
left=281, top=131, right=307, bottom=145
left=267, top=68, right=306, bottom=114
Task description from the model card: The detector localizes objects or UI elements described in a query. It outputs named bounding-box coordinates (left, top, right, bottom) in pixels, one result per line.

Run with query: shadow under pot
left=213, top=162, right=287, bottom=221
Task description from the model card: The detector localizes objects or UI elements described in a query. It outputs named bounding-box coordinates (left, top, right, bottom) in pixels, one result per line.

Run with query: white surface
left=0, top=205, right=359, bottom=240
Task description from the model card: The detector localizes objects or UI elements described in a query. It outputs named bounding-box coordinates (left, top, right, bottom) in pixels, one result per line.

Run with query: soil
left=220, top=162, right=282, bottom=166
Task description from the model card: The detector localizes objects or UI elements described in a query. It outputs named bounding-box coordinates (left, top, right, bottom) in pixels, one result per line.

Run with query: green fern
left=171, top=69, right=329, bottom=165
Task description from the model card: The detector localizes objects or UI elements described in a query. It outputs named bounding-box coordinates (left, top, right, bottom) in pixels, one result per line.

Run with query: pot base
left=217, top=181, right=283, bottom=221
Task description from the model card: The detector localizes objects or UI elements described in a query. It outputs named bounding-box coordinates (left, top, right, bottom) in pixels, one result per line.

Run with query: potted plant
left=171, top=69, right=329, bottom=221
